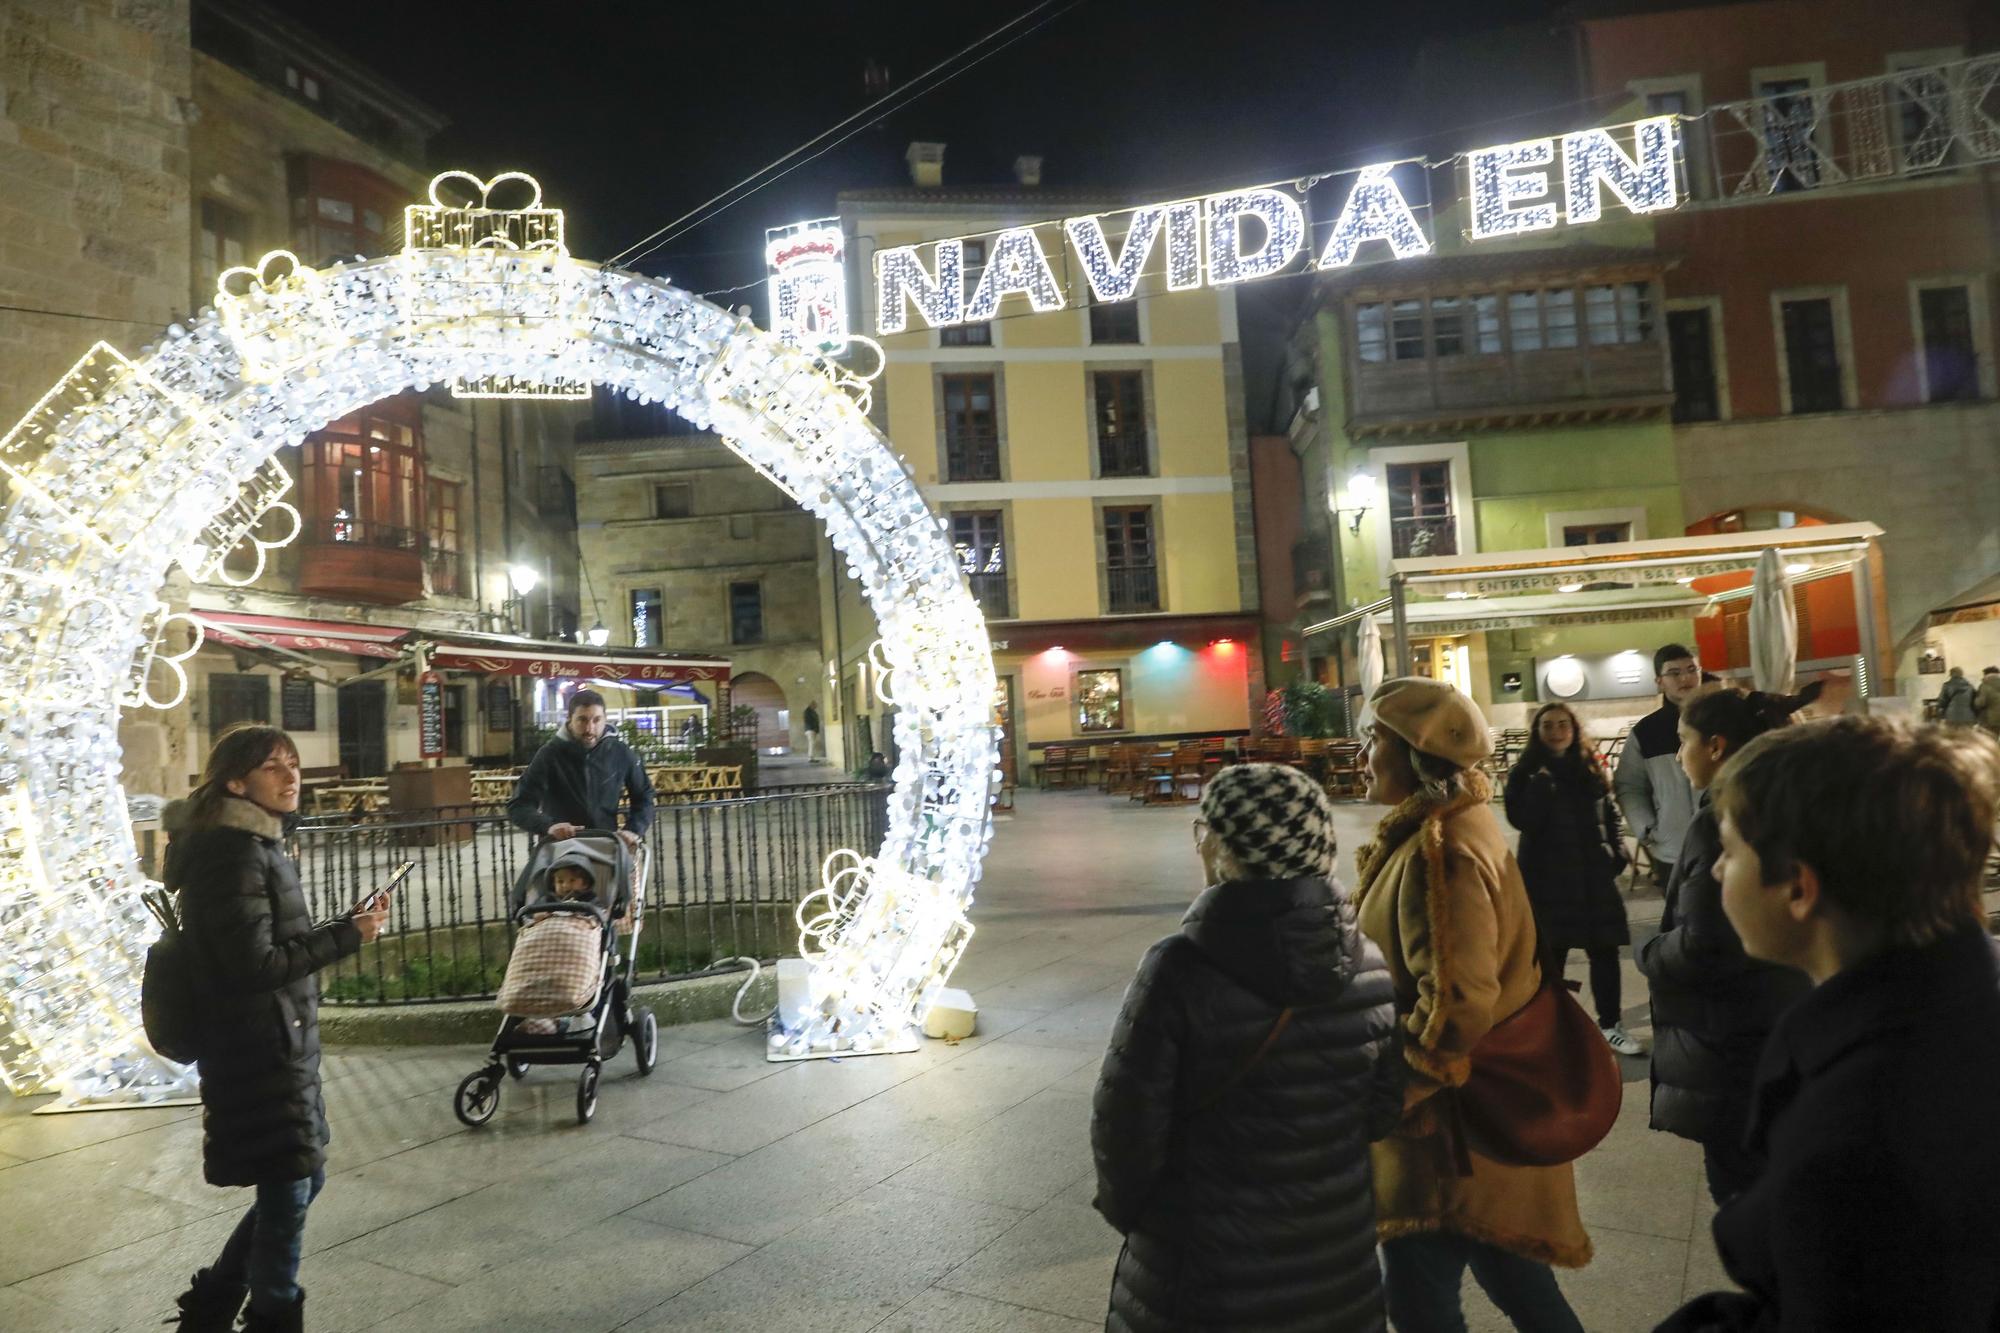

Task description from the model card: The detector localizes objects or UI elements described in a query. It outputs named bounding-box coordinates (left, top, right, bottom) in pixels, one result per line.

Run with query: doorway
left=338, top=680, right=388, bottom=777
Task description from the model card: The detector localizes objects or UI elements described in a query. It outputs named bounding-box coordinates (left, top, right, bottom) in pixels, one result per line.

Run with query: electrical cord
left=712, top=955, right=777, bottom=1024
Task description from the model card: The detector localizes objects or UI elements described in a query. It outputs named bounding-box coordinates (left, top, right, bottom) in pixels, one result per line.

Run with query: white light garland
left=0, top=169, right=1000, bottom=1097
left=1164, top=200, right=1204, bottom=291
left=1204, top=187, right=1306, bottom=286
left=1316, top=165, right=1435, bottom=268
left=1064, top=207, right=1163, bottom=303
left=963, top=227, right=1065, bottom=321
left=1468, top=136, right=1559, bottom=239
left=873, top=239, right=965, bottom=334
left=1562, top=116, right=1679, bottom=224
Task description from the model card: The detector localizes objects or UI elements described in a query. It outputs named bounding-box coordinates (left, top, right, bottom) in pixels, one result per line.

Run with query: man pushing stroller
left=507, top=689, right=656, bottom=852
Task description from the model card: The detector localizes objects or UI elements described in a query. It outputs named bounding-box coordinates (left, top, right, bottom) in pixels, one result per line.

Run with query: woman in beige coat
left=1355, top=677, right=1590, bottom=1332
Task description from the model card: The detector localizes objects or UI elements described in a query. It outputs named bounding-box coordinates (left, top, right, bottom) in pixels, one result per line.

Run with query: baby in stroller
left=507, top=839, right=622, bottom=1034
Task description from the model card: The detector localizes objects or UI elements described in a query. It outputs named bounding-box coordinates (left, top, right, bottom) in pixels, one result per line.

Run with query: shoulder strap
left=1194, top=1006, right=1295, bottom=1114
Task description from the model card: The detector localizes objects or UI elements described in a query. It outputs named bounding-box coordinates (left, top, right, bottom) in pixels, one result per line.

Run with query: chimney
left=1013, top=155, right=1043, bottom=187
left=906, top=141, right=945, bottom=188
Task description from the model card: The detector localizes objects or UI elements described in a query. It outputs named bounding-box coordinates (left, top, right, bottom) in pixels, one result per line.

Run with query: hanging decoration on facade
left=0, top=170, right=999, bottom=1104
left=765, top=217, right=849, bottom=353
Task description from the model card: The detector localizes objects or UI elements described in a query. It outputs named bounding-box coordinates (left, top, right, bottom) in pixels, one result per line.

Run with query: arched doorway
left=730, top=671, right=791, bottom=755
left=0, top=171, right=996, bottom=1093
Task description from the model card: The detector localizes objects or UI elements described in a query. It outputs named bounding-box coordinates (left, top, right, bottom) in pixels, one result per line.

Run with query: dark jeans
left=1382, top=1232, right=1585, bottom=1333
left=1543, top=944, right=1624, bottom=1029
left=213, top=1169, right=325, bottom=1313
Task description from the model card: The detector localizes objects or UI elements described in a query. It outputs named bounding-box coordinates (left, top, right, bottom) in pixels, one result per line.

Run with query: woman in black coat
left=1503, top=702, right=1638, bottom=1054
left=163, top=725, right=387, bottom=1333
left=1092, top=763, right=1404, bottom=1333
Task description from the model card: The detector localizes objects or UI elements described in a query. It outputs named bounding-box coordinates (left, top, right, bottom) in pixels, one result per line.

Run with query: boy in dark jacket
left=507, top=689, right=655, bottom=848
left=1092, top=763, right=1403, bottom=1333
left=1657, top=717, right=2000, bottom=1332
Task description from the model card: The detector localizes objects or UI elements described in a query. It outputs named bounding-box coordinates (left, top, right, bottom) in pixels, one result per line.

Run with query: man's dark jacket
left=1091, top=876, right=1404, bottom=1333
left=1657, top=928, right=2000, bottom=1332
left=167, top=796, right=361, bottom=1186
left=506, top=731, right=655, bottom=837
left=1637, top=796, right=1809, bottom=1144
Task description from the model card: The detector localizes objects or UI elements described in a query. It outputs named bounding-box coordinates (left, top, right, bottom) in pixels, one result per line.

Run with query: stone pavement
left=1, top=788, right=1725, bottom=1332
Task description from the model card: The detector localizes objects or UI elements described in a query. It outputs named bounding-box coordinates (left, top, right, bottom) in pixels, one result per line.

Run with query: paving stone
left=15, top=1209, right=239, bottom=1330
left=889, top=1090, right=1093, bottom=1211
left=936, top=1199, right=1121, bottom=1323
left=870, top=1287, right=1097, bottom=1332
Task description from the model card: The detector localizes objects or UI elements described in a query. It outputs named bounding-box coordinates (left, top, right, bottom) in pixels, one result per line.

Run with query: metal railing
left=966, top=570, right=1009, bottom=619
left=295, top=784, right=889, bottom=1004
left=946, top=433, right=1001, bottom=481
left=1107, top=564, right=1160, bottom=613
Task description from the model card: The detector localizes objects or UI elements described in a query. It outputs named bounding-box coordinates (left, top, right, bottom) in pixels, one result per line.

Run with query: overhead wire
left=608, top=0, right=1085, bottom=272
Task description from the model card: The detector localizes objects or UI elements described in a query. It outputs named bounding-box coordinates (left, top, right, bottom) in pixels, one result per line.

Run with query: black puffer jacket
left=1636, top=797, right=1810, bottom=1144
left=167, top=797, right=360, bottom=1187
left=1504, top=758, right=1630, bottom=952
left=1091, top=876, right=1403, bottom=1333
left=507, top=731, right=656, bottom=838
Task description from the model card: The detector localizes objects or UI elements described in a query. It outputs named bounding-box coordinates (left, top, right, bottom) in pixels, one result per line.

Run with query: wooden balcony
left=1348, top=341, right=1673, bottom=438
left=298, top=521, right=424, bottom=604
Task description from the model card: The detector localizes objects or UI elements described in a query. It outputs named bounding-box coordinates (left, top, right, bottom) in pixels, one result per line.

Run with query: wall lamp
left=1328, top=471, right=1377, bottom=536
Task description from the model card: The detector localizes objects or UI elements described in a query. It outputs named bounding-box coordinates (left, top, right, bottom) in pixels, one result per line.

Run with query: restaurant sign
left=424, top=643, right=728, bottom=684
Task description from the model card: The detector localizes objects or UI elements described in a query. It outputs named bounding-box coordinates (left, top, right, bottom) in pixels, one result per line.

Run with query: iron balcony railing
left=965, top=570, right=1009, bottom=619
left=946, top=432, right=1001, bottom=482
left=1107, top=564, right=1160, bottom=613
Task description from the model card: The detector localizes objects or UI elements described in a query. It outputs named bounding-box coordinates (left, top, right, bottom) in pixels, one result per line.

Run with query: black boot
left=240, top=1291, right=304, bottom=1333
left=162, top=1268, right=246, bottom=1331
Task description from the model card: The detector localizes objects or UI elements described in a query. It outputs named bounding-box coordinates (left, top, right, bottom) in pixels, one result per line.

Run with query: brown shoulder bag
left=1449, top=979, right=1622, bottom=1171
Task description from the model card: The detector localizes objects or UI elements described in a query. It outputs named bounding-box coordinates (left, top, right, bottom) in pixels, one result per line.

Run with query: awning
left=194, top=611, right=406, bottom=660
left=406, top=632, right=730, bottom=685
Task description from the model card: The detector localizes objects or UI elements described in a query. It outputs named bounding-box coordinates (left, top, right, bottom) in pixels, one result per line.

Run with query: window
left=1667, top=307, right=1721, bottom=422
left=951, top=510, right=1007, bottom=618
left=300, top=403, right=424, bottom=550
left=729, top=581, right=764, bottom=644
left=1075, top=668, right=1126, bottom=733
left=630, top=588, right=662, bottom=646
left=285, top=64, right=323, bottom=101
left=1431, top=297, right=1465, bottom=357
left=1386, top=461, right=1457, bottom=558
left=1391, top=299, right=1427, bottom=360
left=1103, top=506, right=1159, bottom=613
left=209, top=673, right=270, bottom=733
left=941, top=373, right=1000, bottom=481
left=1564, top=522, right=1631, bottom=546
left=1544, top=288, right=1578, bottom=349
left=287, top=155, right=401, bottom=263
left=1089, top=300, right=1141, bottom=344
left=1355, top=302, right=1388, bottom=363
left=197, top=199, right=248, bottom=304
left=1643, top=87, right=1702, bottom=199
left=1093, top=371, right=1150, bottom=477
left=425, top=479, right=464, bottom=597
left=1781, top=297, right=1844, bottom=412
left=1919, top=286, right=1979, bottom=403
left=1889, top=52, right=1960, bottom=173
left=940, top=239, right=992, bottom=346
left=1758, top=77, right=1821, bottom=192
left=1507, top=291, right=1544, bottom=352
left=1472, top=293, right=1502, bottom=353
left=653, top=483, right=691, bottom=518
left=1585, top=282, right=1654, bottom=346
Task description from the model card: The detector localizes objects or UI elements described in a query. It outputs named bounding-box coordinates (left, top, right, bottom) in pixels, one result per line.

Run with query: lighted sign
left=766, top=217, right=849, bottom=352
left=871, top=116, right=1679, bottom=334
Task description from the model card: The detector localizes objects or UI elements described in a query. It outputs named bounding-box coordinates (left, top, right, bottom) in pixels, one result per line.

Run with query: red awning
left=419, top=638, right=730, bottom=684
left=195, top=612, right=406, bottom=660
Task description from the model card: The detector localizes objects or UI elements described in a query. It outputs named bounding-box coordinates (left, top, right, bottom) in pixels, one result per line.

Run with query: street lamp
left=586, top=620, right=610, bottom=647
left=1330, top=471, right=1377, bottom=535
left=502, top=563, right=541, bottom=636
left=507, top=563, right=540, bottom=595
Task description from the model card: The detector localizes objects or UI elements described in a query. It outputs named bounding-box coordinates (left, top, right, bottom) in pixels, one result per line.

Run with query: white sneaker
left=1601, top=1024, right=1644, bottom=1056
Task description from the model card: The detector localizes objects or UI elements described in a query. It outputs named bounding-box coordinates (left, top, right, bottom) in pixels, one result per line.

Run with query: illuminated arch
left=0, top=174, right=996, bottom=1098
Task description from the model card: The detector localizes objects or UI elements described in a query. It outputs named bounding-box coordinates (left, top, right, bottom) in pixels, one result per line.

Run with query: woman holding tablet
left=162, top=723, right=390, bottom=1332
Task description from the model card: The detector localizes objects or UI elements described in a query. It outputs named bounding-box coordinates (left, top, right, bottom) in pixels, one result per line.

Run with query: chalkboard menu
left=419, top=671, right=445, bottom=759
left=281, top=676, right=316, bottom=731
left=485, top=680, right=515, bottom=731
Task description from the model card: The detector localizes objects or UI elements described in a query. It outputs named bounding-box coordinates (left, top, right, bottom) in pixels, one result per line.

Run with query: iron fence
left=294, top=783, right=889, bottom=1004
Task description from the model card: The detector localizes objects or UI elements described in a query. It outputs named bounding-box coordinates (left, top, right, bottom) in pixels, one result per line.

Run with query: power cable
left=609, top=0, right=1086, bottom=271
left=0, top=302, right=162, bottom=327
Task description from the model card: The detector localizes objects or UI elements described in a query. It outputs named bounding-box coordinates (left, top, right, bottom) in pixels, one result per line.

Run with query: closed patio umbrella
left=1357, top=613, right=1385, bottom=731
left=1750, top=547, right=1798, bottom=695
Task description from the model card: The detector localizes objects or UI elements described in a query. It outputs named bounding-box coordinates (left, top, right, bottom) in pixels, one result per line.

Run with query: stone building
left=573, top=398, right=824, bottom=756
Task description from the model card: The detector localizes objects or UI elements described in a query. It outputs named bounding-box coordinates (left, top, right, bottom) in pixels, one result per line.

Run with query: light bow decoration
left=0, top=169, right=999, bottom=1101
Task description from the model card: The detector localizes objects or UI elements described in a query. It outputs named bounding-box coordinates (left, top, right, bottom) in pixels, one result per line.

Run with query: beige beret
left=1369, top=676, right=1492, bottom=770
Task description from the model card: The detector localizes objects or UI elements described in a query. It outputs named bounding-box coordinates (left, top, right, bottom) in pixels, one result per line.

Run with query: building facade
left=828, top=147, right=1264, bottom=777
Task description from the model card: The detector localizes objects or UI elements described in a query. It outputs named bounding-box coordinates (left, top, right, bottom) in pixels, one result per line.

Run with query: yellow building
left=826, top=147, right=1263, bottom=780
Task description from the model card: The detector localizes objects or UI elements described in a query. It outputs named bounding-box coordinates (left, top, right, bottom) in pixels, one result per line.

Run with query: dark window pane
left=1103, top=506, right=1158, bottom=612
left=1668, top=307, right=1720, bottom=422
left=209, top=673, right=270, bottom=733
left=1781, top=297, right=1843, bottom=412
left=1391, top=299, right=1426, bottom=360
left=1089, top=300, right=1141, bottom=344
left=1386, top=462, right=1457, bottom=558
left=1919, top=286, right=1979, bottom=403
left=942, top=374, right=1000, bottom=480
left=654, top=482, right=691, bottom=518
left=951, top=510, right=1008, bottom=617
left=729, top=581, right=764, bottom=645
left=1094, top=371, right=1150, bottom=477
left=1431, top=297, right=1464, bottom=357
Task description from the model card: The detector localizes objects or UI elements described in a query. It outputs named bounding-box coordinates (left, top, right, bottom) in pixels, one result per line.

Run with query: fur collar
left=1354, top=768, right=1491, bottom=897
left=201, top=795, right=286, bottom=841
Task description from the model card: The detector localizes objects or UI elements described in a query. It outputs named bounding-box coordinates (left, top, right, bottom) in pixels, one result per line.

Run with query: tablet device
left=351, top=861, right=414, bottom=917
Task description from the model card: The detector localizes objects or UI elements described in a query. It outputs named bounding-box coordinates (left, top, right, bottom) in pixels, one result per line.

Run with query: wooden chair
left=1200, top=736, right=1228, bottom=780
left=1172, top=742, right=1206, bottom=802
left=1103, top=743, right=1141, bottom=795
left=1039, top=745, right=1068, bottom=789
left=1292, top=738, right=1330, bottom=781
left=1323, top=740, right=1364, bottom=798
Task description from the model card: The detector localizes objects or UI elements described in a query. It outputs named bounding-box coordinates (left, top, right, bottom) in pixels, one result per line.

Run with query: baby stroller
left=453, top=830, right=659, bottom=1127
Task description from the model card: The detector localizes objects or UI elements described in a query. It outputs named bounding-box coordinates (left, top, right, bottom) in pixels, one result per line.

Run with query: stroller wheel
left=455, top=1067, right=502, bottom=1128
left=576, top=1063, right=600, bottom=1125
left=635, top=1010, right=659, bottom=1075
left=506, top=1056, right=531, bottom=1080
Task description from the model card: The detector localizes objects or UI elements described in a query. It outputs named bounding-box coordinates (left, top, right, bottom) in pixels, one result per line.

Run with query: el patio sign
left=867, top=116, right=1680, bottom=335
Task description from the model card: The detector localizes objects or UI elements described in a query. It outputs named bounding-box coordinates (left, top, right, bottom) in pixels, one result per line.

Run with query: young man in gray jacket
left=1614, top=643, right=1702, bottom=883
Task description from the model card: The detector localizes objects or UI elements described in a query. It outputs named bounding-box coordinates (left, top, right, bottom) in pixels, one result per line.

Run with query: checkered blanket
left=496, top=915, right=601, bottom=1017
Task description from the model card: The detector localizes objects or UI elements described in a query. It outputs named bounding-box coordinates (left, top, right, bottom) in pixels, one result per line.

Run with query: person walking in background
left=1938, top=664, right=1977, bottom=726
left=1657, top=718, right=2000, bottom=1331
left=1637, top=687, right=1818, bottom=1206
left=164, top=725, right=388, bottom=1332
left=802, top=700, right=823, bottom=762
left=1092, top=763, right=1403, bottom=1333
left=1505, top=702, right=1641, bottom=1057
left=1615, top=644, right=1704, bottom=885
left=1970, top=667, right=2000, bottom=737
left=1355, top=678, right=1590, bottom=1333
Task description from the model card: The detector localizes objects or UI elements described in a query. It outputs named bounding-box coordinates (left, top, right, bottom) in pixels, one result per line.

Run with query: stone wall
left=0, top=0, right=192, bottom=429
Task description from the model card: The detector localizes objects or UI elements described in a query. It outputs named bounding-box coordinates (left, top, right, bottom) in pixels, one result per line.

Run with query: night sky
left=265, top=0, right=1569, bottom=424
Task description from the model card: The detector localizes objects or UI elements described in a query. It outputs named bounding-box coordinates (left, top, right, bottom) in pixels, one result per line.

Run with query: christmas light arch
left=0, top=173, right=997, bottom=1099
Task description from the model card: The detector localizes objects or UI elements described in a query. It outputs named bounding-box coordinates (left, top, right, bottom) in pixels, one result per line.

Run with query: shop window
left=1075, top=668, right=1126, bottom=733
left=1089, top=299, right=1141, bottom=344
left=1668, top=307, right=1721, bottom=422
left=1780, top=297, right=1844, bottom=412
left=1919, top=285, right=1979, bottom=403
left=630, top=588, right=662, bottom=647
left=209, top=673, right=269, bottom=733
left=729, top=581, right=764, bottom=645
left=300, top=403, right=424, bottom=551
left=940, top=238, right=992, bottom=346
left=1093, top=371, right=1150, bottom=477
